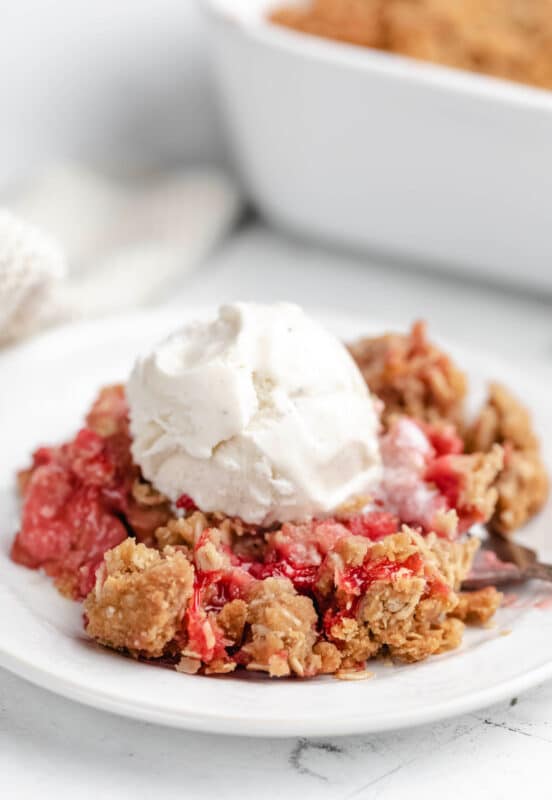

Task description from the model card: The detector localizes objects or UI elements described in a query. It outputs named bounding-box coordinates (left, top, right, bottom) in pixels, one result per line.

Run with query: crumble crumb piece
left=84, top=538, right=194, bottom=658
left=335, top=668, right=375, bottom=681
left=194, top=527, right=233, bottom=572
left=387, top=623, right=448, bottom=663
left=436, top=617, right=465, bottom=654
left=204, top=660, right=238, bottom=675
left=424, top=532, right=480, bottom=591
left=336, top=494, right=373, bottom=515
left=468, top=383, right=538, bottom=452
left=452, top=587, right=503, bottom=625
left=467, top=383, right=548, bottom=535
left=493, top=449, right=548, bottom=534
left=218, top=599, right=248, bottom=644
left=348, top=321, right=467, bottom=428
left=318, top=529, right=469, bottom=665
left=313, top=641, right=343, bottom=674
left=155, top=512, right=209, bottom=550
left=131, top=479, right=167, bottom=507
left=327, top=615, right=380, bottom=666
left=429, top=444, right=504, bottom=529
left=454, top=445, right=503, bottom=521
left=383, top=589, right=460, bottom=663
left=155, top=511, right=255, bottom=552
left=85, top=384, right=128, bottom=437
left=431, top=509, right=460, bottom=540
left=126, top=478, right=172, bottom=546
left=359, top=573, right=429, bottom=644
left=240, top=577, right=320, bottom=677
left=176, top=655, right=202, bottom=674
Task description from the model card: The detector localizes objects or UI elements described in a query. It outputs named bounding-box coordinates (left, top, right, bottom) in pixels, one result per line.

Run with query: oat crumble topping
left=348, top=321, right=467, bottom=429
left=467, top=383, right=548, bottom=535
left=271, top=0, right=552, bottom=91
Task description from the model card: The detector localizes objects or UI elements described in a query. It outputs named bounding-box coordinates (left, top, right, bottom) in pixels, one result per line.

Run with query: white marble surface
left=2, top=223, right=552, bottom=798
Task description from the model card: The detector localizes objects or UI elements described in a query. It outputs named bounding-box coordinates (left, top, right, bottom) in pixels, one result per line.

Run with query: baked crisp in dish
left=270, top=0, right=552, bottom=91
left=10, top=311, right=548, bottom=679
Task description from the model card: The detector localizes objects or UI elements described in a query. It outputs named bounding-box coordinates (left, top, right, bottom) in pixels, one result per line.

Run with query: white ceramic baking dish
left=204, top=0, right=552, bottom=292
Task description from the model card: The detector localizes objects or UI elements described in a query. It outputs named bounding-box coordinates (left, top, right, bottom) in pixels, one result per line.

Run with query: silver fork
left=462, top=535, right=552, bottom=590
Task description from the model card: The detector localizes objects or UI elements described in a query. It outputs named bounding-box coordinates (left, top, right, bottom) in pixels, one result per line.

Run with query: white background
left=2, top=2, right=552, bottom=798
left=0, top=1, right=223, bottom=186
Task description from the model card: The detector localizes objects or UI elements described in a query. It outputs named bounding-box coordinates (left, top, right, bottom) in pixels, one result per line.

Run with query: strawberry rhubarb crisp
left=10, top=304, right=547, bottom=679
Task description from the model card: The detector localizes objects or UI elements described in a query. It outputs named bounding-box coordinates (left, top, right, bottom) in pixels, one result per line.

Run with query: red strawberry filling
left=10, top=386, right=494, bottom=604
left=11, top=392, right=135, bottom=599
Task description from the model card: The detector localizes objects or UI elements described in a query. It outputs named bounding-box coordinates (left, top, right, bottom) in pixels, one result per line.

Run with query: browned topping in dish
left=271, top=0, right=382, bottom=48
left=270, top=0, right=552, bottom=90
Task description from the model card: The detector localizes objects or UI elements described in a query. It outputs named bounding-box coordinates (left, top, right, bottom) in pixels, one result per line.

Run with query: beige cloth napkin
left=0, top=164, right=242, bottom=346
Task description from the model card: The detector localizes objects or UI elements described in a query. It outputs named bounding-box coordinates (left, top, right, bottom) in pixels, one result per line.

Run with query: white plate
left=1, top=307, right=551, bottom=737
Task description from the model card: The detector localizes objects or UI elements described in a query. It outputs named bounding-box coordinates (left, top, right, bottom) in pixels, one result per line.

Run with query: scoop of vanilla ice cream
left=127, top=302, right=381, bottom=525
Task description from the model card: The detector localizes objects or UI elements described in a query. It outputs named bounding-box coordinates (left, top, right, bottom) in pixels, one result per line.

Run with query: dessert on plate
left=10, top=303, right=548, bottom=679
